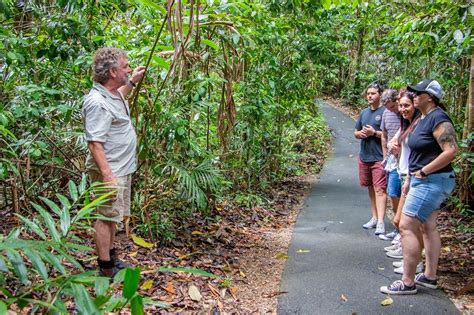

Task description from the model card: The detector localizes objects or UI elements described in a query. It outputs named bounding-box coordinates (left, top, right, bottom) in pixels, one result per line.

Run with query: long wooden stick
left=130, top=0, right=175, bottom=109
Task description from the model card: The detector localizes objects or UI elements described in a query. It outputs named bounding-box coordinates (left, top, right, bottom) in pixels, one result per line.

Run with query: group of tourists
left=81, top=46, right=459, bottom=299
left=354, top=81, right=458, bottom=295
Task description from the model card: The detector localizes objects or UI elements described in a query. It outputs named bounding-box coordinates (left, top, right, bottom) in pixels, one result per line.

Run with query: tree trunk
left=463, top=54, right=473, bottom=139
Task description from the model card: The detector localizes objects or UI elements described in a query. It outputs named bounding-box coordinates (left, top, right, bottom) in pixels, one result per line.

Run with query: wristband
left=419, top=169, right=427, bottom=177
left=129, top=80, right=136, bottom=87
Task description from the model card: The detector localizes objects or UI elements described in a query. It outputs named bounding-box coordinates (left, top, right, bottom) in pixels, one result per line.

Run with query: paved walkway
left=278, top=101, right=459, bottom=314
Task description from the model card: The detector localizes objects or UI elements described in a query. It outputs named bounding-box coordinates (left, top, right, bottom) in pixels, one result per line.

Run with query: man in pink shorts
left=354, top=82, right=388, bottom=235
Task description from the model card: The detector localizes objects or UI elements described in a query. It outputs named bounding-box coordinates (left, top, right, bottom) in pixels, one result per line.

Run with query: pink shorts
left=358, top=159, right=387, bottom=189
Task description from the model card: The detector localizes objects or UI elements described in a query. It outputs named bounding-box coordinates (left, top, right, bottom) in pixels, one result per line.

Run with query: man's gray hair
left=381, top=89, right=399, bottom=106
left=92, top=47, right=127, bottom=84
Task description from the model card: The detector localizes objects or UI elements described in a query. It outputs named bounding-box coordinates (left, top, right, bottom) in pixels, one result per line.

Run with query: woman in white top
left=391, top=91, right=421, bottom=227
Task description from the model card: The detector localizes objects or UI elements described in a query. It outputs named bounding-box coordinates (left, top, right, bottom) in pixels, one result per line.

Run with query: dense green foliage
left=1, top=0, right=471, bottom=235
left=0, top=0, right=331, bottom=242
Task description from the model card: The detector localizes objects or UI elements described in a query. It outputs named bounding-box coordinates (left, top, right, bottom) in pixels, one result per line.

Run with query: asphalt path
left=277, top=101, right=459, bottom=314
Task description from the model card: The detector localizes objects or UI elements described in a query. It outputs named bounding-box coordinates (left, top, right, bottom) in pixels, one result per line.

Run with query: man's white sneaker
left=386, top=246, right=403, bottom=259
left=375, top=222, right=385, bottom=235
left=394, top=262, right=424, bottom=274
left=391, top=233, right=401, bottom=245
left=393, top=260, right=403, bottom=268
left=379, top=230, right=398, bottom=241
left=384, top=243, right=400, bottom=252
left=362, top=217, right=377, bottom=229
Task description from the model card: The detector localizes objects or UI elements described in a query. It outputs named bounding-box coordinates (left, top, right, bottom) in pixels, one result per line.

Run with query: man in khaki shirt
left=83, top=47, right=145, bottom=277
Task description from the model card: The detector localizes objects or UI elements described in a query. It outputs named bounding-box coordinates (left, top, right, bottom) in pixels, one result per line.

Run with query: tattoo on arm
left=436, top=122, right=457, bottom=150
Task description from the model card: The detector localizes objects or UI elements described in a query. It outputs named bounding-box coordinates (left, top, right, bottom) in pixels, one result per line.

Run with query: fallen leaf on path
left=164, top=281, right=176, bottom=295
left=131, top=234, right=154, bottom=249
left=141, top=279, right=153, bottom=290
left=239, top=270, right=246, bottom=277
left=229, top=286, right=238, bottom=300
left=296, top=249, right=310, bottom=253
left=464, top=304, right=474, bottom=309
left=274, top=252, right=289, bottom=259
left=442, top=246, right=451, bottom=252
left=341, top=294, right=348, bottom=302
left=189, top=285, right=202, bottom=301
left=381, top=297, right=393, bottom=306
left=128, top=251, right=138, bottom=257
left=192, top=230, right=203, bottom=235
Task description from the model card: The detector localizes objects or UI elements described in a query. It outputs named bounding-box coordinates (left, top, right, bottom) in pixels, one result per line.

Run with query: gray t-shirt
left=355, top=106, right=385, bottom=163
left=380, top=110, right=401, bottom=142
left=83, top=82, right=137, bottom=177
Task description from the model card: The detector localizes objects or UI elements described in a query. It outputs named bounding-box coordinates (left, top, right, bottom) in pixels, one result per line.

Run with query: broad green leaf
left=152, top=56, right=170, bottom=70
left=130, top=295, right=144, bottom=315
left=6, top=249, right=28, bottom=285
left=15, top=214, right=47, bottom=240
left=31, top=202, right=61, bottom=242
left=71, top=283, right=100, bottom=314
left=56, top=194, right=71, bottom=211
left=123, top=268, right=141, bottom=299
left=0, top=256, right=8, bottom=272
left=68, top=180, right=78, bottom=202
left=201, top=39, right=219, bottom=50
left=24, top=248, right=48, bottom=280
left=64, top=242, right=93, bottom=252
left=136, top=0, right=166, bottom=14
left=55, top=247, right=83, bottom=270
left=142, top=298, right=171, bottom=308
left=95, top=277, right=110, bottom=296
left=40, top=251, right=66, bottom=274
left=73, top=191, right=115, bottom=223
left=52, top=299, right=68, bottom=314
left=78, top=173, right=88, bottom=195
left=38, top=197, right=61, bottom=216
left=0, top=301, right=7, bottom=314
left=322, top=0, right=332, bottom=10
left=157, top=267, right=220, bottom=279
left=94, top=295, right=111, bottom=308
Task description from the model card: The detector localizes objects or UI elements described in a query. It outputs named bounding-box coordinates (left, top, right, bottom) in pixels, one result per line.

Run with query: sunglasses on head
left=415, top=91, right=428, bottom=96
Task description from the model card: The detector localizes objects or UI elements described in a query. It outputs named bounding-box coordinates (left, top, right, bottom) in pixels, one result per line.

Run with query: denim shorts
left=403, top=172, right=455, bottom=222
left=387, top=169, right=401, bottom=198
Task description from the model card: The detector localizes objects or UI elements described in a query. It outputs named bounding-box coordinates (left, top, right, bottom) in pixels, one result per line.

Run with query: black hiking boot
left=98, top=258, right=118, bottom=278
left=110, top=248, right=132, bottom=270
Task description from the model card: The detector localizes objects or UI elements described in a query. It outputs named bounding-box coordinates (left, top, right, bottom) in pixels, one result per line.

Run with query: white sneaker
left=386, top=246, right=403, bottom=259
left=394, top=262, right=424, bottom=274
left=362, top=217, right=377, bottom=229
left=384, top=243, right=401, bottom=252
left=393, top=260, right=403, bottom=268
left=375, top=222, right=385, bottom=235
left=391, top=233, right=401, bottom=245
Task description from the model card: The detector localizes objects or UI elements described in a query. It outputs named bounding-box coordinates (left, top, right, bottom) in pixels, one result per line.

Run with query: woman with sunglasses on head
left=384, top=90, right=423, bottom=273
left=381, top=80, right=458, bottom=295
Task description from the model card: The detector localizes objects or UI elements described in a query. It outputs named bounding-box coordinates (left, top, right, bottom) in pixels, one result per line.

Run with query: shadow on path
left=277, top=101, right=459, bottom=314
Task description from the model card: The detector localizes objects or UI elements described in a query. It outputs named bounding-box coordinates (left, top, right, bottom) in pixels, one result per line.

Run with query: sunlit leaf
left=274, top=252, right=289, bottom=259
left=141, top=279, right=153, bottom=290
left=188, top=285, right=202, bottom=301
left=381, top=297, right=393, bottom=306
left=132, top=234, right=154, bottom=249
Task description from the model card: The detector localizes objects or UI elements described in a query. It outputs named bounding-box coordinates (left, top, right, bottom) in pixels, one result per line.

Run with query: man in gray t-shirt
left=83, top=47, right=145, bottom=277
